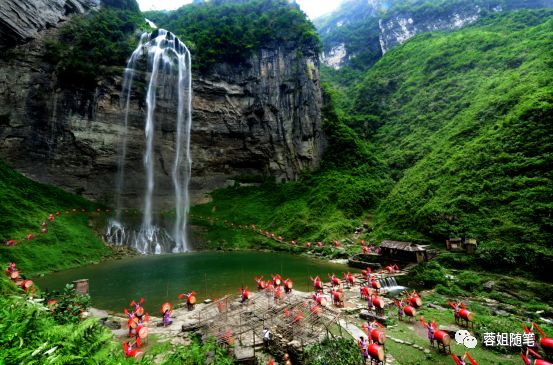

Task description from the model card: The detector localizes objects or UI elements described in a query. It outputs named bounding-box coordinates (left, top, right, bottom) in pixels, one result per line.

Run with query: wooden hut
left=380, top=240, right=428, bottom=263
left=446, top=238, right=477, bottom=254
left=465, top=239, right=477, bottom=254
left=446, top=238, right=463, bottom=251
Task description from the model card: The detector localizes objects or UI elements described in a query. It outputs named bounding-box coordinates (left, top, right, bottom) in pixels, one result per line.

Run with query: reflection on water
left=35, top=251, right=355, bottom=313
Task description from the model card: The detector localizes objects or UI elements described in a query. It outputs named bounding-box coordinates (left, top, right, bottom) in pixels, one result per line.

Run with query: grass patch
left=0, top=159, right=112, bottom=275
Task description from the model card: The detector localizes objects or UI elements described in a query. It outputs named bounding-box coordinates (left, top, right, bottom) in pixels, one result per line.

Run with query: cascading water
left=107, top=29, right=193, bottom=254
left=378, top=276, right=406, bottom=294
left=114, top=33, right=148, bottom=223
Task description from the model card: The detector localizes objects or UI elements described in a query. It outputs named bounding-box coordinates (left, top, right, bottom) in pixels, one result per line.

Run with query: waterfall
left=145, top=18, right=158, bottom=29
left=378, top=277, right=394, bottom=288
left=378, top=276, right=406, bottom=294
left=114, top=33, right=148, bottom=222
left=108, top=29, right=193, bottom=254
left=171, top=41, right=193, bottom=253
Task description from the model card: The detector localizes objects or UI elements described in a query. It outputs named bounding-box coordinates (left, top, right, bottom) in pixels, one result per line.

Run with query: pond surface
left=35, top=251, right=355, bottom=313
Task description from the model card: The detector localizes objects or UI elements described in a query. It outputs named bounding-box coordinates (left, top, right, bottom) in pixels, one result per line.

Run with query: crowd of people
left=122, top=298, right=149, bottom=357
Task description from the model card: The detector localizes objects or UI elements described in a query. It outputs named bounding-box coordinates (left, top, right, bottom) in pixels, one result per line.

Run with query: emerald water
left=35, top=251, right=355, bottom=313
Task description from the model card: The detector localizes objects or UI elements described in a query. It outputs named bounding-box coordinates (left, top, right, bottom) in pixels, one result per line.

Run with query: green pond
left=35, top=251, right=356, bottom=313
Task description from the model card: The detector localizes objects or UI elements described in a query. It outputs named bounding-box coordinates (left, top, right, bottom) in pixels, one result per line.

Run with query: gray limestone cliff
left=378, top=4, right=482, bottom=54
left=0, top=0, right=100, bottom=49
left=316, top=0, right=553, bottom=69
left=0, top=24, right=324, bottom=208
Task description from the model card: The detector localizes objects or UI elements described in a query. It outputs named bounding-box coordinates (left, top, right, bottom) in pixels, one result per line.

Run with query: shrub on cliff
left=144, top=0, right=321, bottom=71
left=43, top=8, right=144, bottom=89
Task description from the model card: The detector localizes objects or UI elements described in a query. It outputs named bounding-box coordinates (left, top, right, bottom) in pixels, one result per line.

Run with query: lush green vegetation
left=303, top=337, right=363, bottom=365
left=0, top=275, right=234, bottom=364
left=382, top=0, right=503, bottom=21
left=101, top=0, right=141, bottom=12
left=384, top=0, right=551, bottom=21
left=0, top=160, right=112, bottom=275
left=44, top=283, right=92, bottom=325
left=144, top=0, right=320, bottom=71
left=43, top=4, right=144, bottom=89
left=191, top=169, right=386, bottom=250
left=353, top=10, right=553, bottom=280
left=159, top=334, right=233, bottom=364
left=0, top=294, right=123, bottom=364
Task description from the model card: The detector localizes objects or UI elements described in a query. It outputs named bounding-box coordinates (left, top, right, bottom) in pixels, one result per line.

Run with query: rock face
left=0, top=0, right=99, bottom=49
left=378, top=5, right=482, bottom=54
left=316, top=0, right=553, bottom=69
left=0, top=26, right=324, bottom=208
left=315, top=0, right=385, bottom=70
left=191, top=45, right=324, bottom=200
left=321, top=43, right=347, bottom=69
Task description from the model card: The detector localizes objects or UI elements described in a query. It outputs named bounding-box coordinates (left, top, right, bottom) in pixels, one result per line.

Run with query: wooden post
left=73, top=279, right=88, bottom=295
left=204, top=273, right=208, bottom=298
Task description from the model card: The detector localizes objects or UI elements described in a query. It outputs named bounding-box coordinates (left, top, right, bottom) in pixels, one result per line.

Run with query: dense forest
left=43, top=2, right=143, bottom=89
left=144, top=0, right=320, bottom=71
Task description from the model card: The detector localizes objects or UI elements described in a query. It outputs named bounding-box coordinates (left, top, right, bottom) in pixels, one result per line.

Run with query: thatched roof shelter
left=380, top=240, right=427, bottom=263
left=380, top=240, right=426, bottom=251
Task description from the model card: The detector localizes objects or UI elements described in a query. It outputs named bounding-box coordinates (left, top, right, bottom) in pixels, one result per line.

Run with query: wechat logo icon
left=455, top=330, right=478, bottom=349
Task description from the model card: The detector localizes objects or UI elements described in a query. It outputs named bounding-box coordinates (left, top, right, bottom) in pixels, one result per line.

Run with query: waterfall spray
left=172, top=47, right=193, bottom=253
left=115, top=33, right=148, bottom=222
left=108, top=29, right=193, bottom=254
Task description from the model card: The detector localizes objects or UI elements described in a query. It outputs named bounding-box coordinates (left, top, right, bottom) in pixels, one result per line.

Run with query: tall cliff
left=0, top=0, right=99, bottom=49
left=0, top=6, right=324, bottom=208
left=315, top=0, right=553, bottom=71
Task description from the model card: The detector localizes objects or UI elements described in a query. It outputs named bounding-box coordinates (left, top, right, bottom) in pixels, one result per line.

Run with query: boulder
left=483, top=281, right=495, bottom=292
left=427, top=303, right=446, bottom=311
left=359, top=310, right=390, bottom=326
left=438, top=324, right=462, bottom=337
left=102, top=320, right=121, bottom=330
left=492, top=309, right=510, bottom=317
